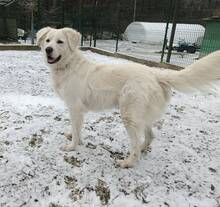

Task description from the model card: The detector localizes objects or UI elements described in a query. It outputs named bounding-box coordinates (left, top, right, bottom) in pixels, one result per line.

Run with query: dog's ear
left=63, top=28, right=81, bottom=51
left=36, top=27, right=51, bottom=46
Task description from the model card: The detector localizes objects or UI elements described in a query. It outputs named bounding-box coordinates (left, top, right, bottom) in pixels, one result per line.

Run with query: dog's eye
left=46, top=39, right=50, bottom=43
left=57, top=40, right=64, bottom=44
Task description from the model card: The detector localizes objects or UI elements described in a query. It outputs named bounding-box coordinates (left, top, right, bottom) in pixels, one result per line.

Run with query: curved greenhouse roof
left=124, top=22, right=205, bottom=45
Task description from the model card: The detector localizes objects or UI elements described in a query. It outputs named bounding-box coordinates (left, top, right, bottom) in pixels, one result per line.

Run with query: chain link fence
left=68, top=0, right=218, bottom=67
left=12, top=0, right=220, bottom=67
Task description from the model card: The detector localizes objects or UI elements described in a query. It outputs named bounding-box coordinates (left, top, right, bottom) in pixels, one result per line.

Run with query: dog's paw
left=60, top=143, right=76, bottom=151
left=141, top=146, right=151, bottom=153
left=116, top=159, right=135, bottom=168
left=64, top=132, right=72, bottom=141
left=63, top=133, right=82, bottom=145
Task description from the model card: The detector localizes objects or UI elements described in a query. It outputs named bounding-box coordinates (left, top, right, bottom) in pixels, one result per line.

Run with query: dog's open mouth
left=47, top=55, right=61, bottom=64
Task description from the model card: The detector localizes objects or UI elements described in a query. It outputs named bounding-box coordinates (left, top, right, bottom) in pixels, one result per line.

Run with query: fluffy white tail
left=159, top=50, right=220, bottom=92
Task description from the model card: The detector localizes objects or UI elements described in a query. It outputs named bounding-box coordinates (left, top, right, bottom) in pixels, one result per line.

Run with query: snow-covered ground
left=0, top=50, right=220, bottom=207
left=83, top=40, right=199, bottom=67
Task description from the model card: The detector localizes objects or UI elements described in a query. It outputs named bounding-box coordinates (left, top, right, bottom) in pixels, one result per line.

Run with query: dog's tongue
left=48, top=56, right=55, bottom=63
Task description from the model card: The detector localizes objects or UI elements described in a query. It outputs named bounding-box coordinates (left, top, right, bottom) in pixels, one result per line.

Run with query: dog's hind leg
left=117, top=118, right=143, bottom=168
left=141, top=127, right=154, bottom=152
left=116, top=82, right=146, bottom=168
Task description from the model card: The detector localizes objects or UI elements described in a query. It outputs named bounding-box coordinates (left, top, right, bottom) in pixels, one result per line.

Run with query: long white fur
left=159, top=51, right=220, bottom=92
left=37, top=27, right=220, bottom=168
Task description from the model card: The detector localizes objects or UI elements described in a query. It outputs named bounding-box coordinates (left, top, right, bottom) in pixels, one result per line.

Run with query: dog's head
left=36, top=27, right=81, bottom=65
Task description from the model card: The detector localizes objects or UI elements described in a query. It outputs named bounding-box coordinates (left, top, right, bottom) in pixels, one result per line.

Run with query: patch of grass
left=49, top=203, right=65, bottom=207
left=64, top=156, right=81, bottom=167
left=64, top=175, right=82, bottom=201
left=29, top=133, right=43, bottom=147
left=95, top=179, right=110, bottom=205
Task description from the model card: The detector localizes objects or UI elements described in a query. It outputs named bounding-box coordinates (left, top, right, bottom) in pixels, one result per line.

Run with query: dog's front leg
left=61, top=106, right=84, bottom=151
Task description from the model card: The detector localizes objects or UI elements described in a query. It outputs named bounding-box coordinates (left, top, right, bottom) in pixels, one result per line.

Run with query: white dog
left=37, top=27, right=220, bottom=168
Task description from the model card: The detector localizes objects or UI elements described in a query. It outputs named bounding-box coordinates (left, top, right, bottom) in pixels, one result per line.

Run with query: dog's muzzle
left=47, top=55, right=62, bottom=64
left=45, top=47, right=61, bottom=64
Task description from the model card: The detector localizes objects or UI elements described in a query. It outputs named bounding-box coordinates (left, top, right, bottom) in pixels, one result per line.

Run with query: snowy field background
left=18, top=38, right=197, bottom=67
left=82, top=40, right=199, bottom=67
left=0, top=50, right=220, bottom=207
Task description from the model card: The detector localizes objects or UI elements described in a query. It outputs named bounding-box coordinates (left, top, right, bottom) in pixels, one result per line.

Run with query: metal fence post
left=79, top=0, right=84, bottom=46
left=62, top=0, right=64, bottom=27
left=31, top=8, right=34, bottom=44
left=115, top=2, right=120, bottom=53
left=89, top=33, right=92, bottom=47
left=93, top=0, right=98, bottom=47
left=115, top=33, right=119, bottom=52
left=133, top=0, right=137, bottom=22
left=166, top=0, right=179, bottom=63
left=161, top=0, right=173, bottom=62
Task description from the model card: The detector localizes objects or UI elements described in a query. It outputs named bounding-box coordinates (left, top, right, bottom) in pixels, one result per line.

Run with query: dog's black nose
left=45, top=47, right=53, bottom=54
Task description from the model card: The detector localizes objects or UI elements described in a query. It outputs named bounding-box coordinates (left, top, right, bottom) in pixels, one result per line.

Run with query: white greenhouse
left=124, top=22, right=205, bottom=45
